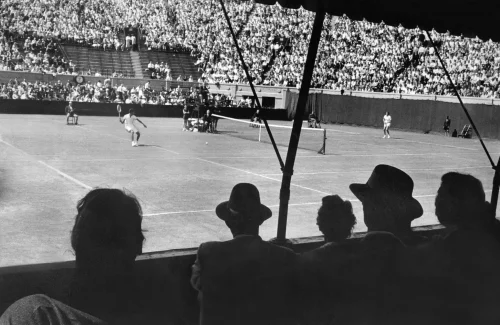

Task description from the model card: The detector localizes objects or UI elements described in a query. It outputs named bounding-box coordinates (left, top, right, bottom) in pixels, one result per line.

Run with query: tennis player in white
left=119, top=107, right=147, bottom=147
left=383, top=111, right=392, bottom=138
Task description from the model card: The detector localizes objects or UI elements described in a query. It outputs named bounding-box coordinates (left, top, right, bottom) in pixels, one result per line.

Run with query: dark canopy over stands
left=244, top=0, right=499, bottom=41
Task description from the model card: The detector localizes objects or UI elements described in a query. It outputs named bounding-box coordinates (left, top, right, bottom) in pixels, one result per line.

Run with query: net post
left=259, top=124, right=262, bottom=142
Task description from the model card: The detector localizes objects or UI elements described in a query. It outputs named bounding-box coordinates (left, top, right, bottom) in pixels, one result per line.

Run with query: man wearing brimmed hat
left=336, top=164, right=419, bottom=324
left=191, top=183, right=298, bottom=325
left=350, top=164, right=425, bottom=246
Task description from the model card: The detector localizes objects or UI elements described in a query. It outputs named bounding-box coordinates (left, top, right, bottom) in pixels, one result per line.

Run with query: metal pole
left=323, top=128, right=326, bottom=155
left=276, top=10, right=326, bottom=242
left=425, top=31, right=494, bottom=168
left=218, top=0, right=285, bottom=170
left=425, top=30, right=498, bottom=216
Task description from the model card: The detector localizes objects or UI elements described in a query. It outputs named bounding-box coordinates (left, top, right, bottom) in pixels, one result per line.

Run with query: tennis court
left=1, top=113, right=499, bottom=267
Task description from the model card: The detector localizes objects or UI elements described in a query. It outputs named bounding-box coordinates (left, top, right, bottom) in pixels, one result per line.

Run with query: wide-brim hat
left=216, top=183, right=272, bottom=223
left=349, top=164, right=423, bottom=219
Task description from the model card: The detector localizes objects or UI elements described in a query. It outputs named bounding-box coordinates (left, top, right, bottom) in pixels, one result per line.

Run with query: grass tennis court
left=1, top=113, right=500, bottom=267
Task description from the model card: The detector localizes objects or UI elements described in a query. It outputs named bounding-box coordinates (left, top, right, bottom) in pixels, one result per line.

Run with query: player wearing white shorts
left=383, top=112, right=391, bottom=139
left=119, top=108, right=147, bottom=147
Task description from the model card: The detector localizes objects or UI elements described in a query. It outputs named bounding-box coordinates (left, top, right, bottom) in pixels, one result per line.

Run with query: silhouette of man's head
left=216, top=183, right=272, bottom=237
left=350, top=165, right=423, bottom=234
left=71, top=188, right=144, bottom=271
left=316, top=195, right=357, bottom=243
left=435, top=172, right=491, bottom=229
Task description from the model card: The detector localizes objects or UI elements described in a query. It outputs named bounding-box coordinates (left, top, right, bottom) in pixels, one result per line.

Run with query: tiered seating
left=62, top=45, right=135, bottom=77
left=139, top=51, right=202, bottom=80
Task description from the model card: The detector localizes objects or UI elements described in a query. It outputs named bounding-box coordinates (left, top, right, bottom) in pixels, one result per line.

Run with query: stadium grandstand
left=2, top=0, right=500, bottom=324
left=0, top=0, right=499, bottom=98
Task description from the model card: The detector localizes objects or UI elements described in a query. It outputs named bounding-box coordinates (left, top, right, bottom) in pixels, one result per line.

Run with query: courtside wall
left=285, top=91, right=500, bottom=139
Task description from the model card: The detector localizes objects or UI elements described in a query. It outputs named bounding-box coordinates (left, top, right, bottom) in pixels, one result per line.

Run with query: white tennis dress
left=383, top=115, right=392, bottom=127
left=123, top=113, right=139, bottom=133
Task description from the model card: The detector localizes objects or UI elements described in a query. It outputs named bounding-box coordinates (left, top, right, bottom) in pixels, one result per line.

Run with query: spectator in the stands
left=349, top=164, right=425, bottom=246
left=191, top=183, right=298, bottom=325
left=434, top=172, right=496, bottom=234
left=0, top=188, right=154, bottom=325
left=396, top=172, right=500, bottom=325
left=316, top=195, right=357, bottom=244
left=298, top=195, right=357, bottom=324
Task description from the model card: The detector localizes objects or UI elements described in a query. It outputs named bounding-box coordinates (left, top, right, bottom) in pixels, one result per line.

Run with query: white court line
left=143, top=202, right=322, bottom=217
left=37, top=160, right=92, bottom=190
left=391, top=138, right=480, bottom=151
left=261, top=165, right=492, bottom=176
left=53, top=120, right=180, bottom=155
left=39, top=152, right=444, bottom=162
left=0, top=138, right=92, bottom=190
left=195, top=157, right=330, bottom=195
left=205, top=153, right=440, bottom=159
left=143, top=190, right=496, bottom=217
left=144, top=209, right=213, bottom=217
left=326, top=129, right=360, bottom=135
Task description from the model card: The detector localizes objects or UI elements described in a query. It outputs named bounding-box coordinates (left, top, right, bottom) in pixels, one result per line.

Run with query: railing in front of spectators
left=138, top=28, right=143, bottom=52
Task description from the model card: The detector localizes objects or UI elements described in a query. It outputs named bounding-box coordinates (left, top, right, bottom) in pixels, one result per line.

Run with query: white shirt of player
left=383, top=114, right=392, bottom=125
left=123, top=113, right=138, bottom=129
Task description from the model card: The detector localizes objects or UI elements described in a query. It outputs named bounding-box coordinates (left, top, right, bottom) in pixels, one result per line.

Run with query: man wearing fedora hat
left=350, top=164, right=425, bottom=246
left=191, top=183, right=298, bottom=325
left=342, top=165, right=420, bottom=324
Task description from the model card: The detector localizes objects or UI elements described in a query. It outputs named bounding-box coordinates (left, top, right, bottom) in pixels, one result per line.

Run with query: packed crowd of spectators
left=2, top=165, right=500, bottom=325
left=169, top=0, right=500, bottom=98
left=1, top=0, right=500, bottom=98
left=0, top=77, right=236, bottom=106
left=0, top=32, right=75, bottom=74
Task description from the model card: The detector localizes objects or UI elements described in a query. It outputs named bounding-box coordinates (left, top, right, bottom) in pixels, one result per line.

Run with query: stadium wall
left=0, top=100, right=288, bottom=120
left=0, top=226, right=444, bottom=324
left=285, top=91, right=500, bottom=139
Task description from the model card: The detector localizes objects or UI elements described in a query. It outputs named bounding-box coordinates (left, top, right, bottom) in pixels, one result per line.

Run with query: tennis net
left=212, top=114, right=327, bottom=154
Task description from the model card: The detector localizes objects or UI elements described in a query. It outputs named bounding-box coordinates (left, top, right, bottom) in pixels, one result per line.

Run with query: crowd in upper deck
left=0, top=0, right=499, bottom=98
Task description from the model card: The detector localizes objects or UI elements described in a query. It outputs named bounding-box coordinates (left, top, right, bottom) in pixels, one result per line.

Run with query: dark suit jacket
left=399, top=229, right=500, bottom=325
left=299, top=232, right=406, bottom=325
left=193, top=235, right=298, bottom=325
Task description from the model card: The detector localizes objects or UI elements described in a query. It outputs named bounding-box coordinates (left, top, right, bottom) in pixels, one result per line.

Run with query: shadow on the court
left=214, top=131, right=238, bottom=134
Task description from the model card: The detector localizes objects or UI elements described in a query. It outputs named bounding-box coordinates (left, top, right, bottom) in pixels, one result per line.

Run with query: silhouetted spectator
left=191, top=183, right=298, bottom=325
left=0, top=188, right=151, bottom=325
left=336, top=164, right=426, bottom=324
left=435, top=172, right=495, bottom=233
left=316, top=195, right=356, bottom=243
left=400, top=172, right=500, bottom=325
left=349, top=164, right=426, bottom=246
left=298, top=195, right=357, bottom=325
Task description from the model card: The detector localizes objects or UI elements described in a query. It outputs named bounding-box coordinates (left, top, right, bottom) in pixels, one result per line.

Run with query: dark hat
left=216, top=183, right=272, bottom=223
left=350, top=164, right=423, bottom=217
